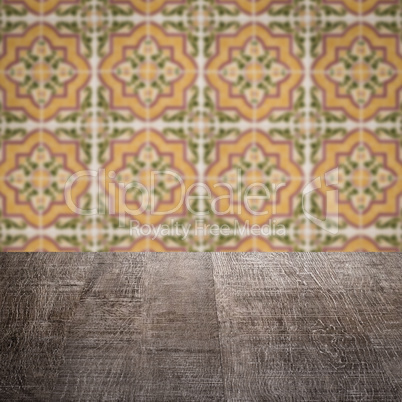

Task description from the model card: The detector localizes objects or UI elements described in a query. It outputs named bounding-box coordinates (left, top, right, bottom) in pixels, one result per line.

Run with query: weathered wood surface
left=212, top=253, right=402, bottom=401
left=0, top=253, right=400, bottom=401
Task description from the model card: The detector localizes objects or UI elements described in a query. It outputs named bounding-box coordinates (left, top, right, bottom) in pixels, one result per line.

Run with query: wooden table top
left=0, top=253, right=401, bottom=401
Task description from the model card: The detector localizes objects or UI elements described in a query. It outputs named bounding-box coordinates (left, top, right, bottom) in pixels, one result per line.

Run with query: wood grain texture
left=51, top=253, right=148, bottom=401
left=0, top=253, right=95, bottom=400
left=139, top=253, right=224, bottom=401
left=212, top=253, right=402, bottom=401
left=0, top=252, right=400, bottom=401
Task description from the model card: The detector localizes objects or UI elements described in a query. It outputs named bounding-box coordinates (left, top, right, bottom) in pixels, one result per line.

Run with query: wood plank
left=51, top=253, right=147, bottom=400
left=0, top=252, right=400, bottom=401
left=50, top=252, right=224, bottom=401
left=138, top=253, right=224, bottom=401
left=212, top=253, right=402, bottom=401
left=0, top=253, right=95, bottom=400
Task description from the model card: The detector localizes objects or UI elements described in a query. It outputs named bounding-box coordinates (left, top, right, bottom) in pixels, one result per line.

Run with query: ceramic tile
left=0, top=0, right=401, bottom=251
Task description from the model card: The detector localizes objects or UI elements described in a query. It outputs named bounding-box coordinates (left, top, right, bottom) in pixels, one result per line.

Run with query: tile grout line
left=304, top=0, right=312, bottom=252
left=38, top=1, right=44, bottom=250
left=3, top=224, right=397, bottom=239
left=251, top=0, right=257, bottom=251
left=145, top=0, right=151, bottom=251
left=198, top=1, right=206, bottom=252
left=91, top=0, right=99, bottom=252
left=2, top=119, right=398, bottom=129
left=4, top=14, right=396, bottom=23
left=358, top=1, right=364, bottom=235
left=0, top=175, right=313, bottom=181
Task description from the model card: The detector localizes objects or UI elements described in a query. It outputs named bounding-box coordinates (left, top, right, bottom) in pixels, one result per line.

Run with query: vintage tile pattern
left=0, top=0, right=401, bottom=251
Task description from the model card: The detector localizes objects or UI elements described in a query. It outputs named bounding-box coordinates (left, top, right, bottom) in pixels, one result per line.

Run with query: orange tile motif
left=206, top=24, right=303, bottom=121
left=4, top=0, right=79, bottom=15
left=206, top=131, right=302, bottom=225
left=99, top=23, right=196, bottom=121
left=215, top=0, right=290, bottom=15
left=102, top=129, right=196, bottom=225
left=313, top=130, right=402, bottom=227
left=0, top=0, right=401, bottom=251
left=108, top=0, right=186, bottom=15
left=313, top=24, right=402, bottom=121
left=0, top=24, right=90, bottom=121
left=3, top=236, right=81, bottom=252
left=323, top=0, right=398, bottom=15
left=0, top=131, right=89, bottom=228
